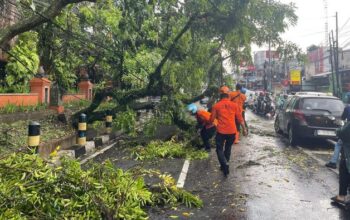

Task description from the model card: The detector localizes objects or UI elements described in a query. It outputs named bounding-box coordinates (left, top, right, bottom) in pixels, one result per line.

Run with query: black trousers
left=200, top=126, right=216, bottom=150
left=339, top=158, right=350, bottom=196
left=215, top=133, right=235, bottom=167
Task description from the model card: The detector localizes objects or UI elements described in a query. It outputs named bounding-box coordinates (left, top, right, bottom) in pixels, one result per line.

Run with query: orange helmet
left=219, top=86, right=230, bottom=94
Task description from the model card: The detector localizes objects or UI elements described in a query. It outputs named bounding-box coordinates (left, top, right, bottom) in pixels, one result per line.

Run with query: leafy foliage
left=149, top=171, right=203, bottom=208
left=132, top=140, right=209, bottom=161
left=113, top=107, right=137, bottom=135
left=0, top=152, right=202, bottom=219
left=4, top=32, right=39, bottom=92
left=2, top=0, right=298, bottom=128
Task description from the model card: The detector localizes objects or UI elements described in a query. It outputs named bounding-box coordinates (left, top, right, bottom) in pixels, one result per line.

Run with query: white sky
left=253, top=0, right=350, bottom=52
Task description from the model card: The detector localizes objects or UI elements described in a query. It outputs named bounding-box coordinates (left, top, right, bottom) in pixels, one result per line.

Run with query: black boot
left=223, top=164, right=229, bottom=177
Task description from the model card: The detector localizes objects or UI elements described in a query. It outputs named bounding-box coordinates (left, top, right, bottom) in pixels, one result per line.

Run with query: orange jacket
left=196, top=110, right=217, bottom=129
left=209, top=98, right=244, bottom=134
left=229, top=91, right=246, bottom=112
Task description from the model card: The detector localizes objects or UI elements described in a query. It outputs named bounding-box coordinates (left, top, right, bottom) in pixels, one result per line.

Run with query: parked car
left=274, top=93, right=344, bottom=146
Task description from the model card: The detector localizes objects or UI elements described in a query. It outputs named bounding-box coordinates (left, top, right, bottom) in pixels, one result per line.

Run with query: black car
left=274, top=93, right=344, bottom=146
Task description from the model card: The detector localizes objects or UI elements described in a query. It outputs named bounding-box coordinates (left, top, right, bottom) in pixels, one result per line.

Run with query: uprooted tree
left=0, top=0, right=297, bottom=129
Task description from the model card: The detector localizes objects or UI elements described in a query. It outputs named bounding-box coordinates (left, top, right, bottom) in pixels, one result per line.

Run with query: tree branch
left=181, top=86, right=218, bottom=104
left=86, top=101, right=155, bottom=123
left=0, top=0, right=96, bottom=47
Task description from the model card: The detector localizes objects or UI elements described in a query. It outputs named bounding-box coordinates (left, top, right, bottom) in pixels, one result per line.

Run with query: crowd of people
left=187, top=84, right=248, bottom=177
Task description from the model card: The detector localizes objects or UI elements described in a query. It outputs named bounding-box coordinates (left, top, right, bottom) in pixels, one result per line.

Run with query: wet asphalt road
left=90, top=111, right=350, bottom=220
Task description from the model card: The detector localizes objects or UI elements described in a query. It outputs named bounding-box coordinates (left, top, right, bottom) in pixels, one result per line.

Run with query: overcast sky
left=254, top=0, right=350, bottom=52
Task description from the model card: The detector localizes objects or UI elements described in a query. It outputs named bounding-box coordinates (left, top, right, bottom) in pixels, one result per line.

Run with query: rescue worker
left=229, top=84, right=246, bottom=144
left=210, top=87, right=247, bottom=177
left=187, top=104, right=216, bottom=152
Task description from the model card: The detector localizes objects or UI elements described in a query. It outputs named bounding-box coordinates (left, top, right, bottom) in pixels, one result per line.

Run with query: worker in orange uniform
left=187, top=104, right=217, bottom=152
left=229, top=83, right=246, bottom=144
left=210, top=87, right=247, bottom=177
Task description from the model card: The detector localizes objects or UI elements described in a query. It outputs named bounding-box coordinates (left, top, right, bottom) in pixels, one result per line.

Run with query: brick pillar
left=30, top=77, right=51, bottom=104
left=78, top=80, right=93, bottom=100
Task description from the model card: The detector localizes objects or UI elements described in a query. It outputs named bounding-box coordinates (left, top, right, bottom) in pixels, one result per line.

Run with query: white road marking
left=80, top=142, right=116, bottom=164
left=176, top=159, right=190, bottom=188
left=297, top=146, right=339, bottom=175
left=309, top=151, right=332, bottom=155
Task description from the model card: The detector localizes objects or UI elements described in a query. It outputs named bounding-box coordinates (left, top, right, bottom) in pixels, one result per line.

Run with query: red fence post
left=30, top=77, right=51, bottom=104
left=78, top=80, right=93, bottom=101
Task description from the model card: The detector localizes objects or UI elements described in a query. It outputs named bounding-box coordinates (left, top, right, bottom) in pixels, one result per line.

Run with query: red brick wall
left=0, top=94, right=38, bottom=108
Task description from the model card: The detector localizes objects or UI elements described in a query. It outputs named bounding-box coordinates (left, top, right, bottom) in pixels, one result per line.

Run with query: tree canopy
left=0, top=0, right=297, bottom=127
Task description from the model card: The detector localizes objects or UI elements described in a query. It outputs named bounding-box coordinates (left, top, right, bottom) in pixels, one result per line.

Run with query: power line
left=340, top=17, right=350, bottom=32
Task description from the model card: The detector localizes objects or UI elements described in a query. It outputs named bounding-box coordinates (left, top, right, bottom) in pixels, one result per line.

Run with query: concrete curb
left=53, top=131, right=120, bottom=163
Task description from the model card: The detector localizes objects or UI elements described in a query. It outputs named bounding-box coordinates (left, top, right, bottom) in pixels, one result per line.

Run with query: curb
left=53, top=131, right=122, bottom=163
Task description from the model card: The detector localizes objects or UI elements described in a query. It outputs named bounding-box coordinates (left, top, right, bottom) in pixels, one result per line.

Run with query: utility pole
left=268, top=40, right=272, bottom=92
left=331, top=31, right=339, bottom=97
left=335, top=12, right=343, bottom=98
left=329, top=34, right=335, bottom=96
left=267, top=0, right=272, bottom=92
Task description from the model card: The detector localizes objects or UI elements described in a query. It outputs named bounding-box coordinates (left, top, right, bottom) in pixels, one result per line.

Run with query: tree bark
left=0, top=0, right=96, bottom=48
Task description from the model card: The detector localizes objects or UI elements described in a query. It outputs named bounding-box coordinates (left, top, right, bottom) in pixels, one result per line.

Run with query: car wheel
left=274, top=118, right=282, bottom=134
left=288, top=126, right=299, bottom=146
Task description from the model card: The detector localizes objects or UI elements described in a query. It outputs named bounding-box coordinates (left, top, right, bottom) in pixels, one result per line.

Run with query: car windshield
left=301, top=98, right=344, bottom=114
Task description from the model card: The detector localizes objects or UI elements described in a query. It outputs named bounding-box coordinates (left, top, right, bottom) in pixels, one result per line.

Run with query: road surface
left=90, top=110, right=349, bottom=220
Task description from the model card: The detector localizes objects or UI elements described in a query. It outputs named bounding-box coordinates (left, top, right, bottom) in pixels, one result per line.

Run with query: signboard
left=290, top=70, right=301, bottom=85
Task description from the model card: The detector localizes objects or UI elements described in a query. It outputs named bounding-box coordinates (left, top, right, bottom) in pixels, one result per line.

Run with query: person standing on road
left=325, top=98, right=350, bottom=169
left=241, top=87, right=249, bottom=131
left=229, top=83, right=246, bottom=144
left=187, top=104, right=217, bottom=152
left=210, top=87, right=247, bottom=177
left=331, top=118, right=350, bottom=204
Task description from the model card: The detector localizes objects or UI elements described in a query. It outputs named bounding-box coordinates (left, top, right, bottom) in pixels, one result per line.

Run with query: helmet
left=219, top=86, right=230, bottom=94
left=187, top=103, right=198, bottom=114
left=241, top=88, right=247, bottom=94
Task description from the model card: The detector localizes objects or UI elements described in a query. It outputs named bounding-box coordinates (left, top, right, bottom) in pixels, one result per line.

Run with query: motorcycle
left=254, top=97, right=275, bottom=118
